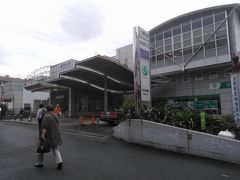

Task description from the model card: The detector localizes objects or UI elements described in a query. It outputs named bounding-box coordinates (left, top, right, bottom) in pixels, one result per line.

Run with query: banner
left=231, top=73, right=240, bottom=125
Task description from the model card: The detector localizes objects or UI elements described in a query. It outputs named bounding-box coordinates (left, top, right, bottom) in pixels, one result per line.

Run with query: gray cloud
left=59, top=2, right=104, bottom=42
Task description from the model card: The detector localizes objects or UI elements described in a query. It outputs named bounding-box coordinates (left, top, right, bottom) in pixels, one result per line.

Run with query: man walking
left=36, top=104, right=45, bottom=135
left=35, top=105, right=63, bottom=170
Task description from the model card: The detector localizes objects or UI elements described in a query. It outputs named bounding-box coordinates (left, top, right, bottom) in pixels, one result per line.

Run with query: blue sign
left=140, top=48, right=150, bottom=61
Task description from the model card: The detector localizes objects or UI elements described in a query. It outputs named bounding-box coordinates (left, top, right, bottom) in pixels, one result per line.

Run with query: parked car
left=99, top=108, right=123, bottom=125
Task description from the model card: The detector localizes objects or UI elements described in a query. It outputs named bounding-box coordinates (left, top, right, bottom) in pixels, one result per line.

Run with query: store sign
left=231, top=74, right=240, bottom=125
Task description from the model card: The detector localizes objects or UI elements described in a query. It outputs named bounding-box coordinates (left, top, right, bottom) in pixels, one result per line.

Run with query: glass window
left=183, top=75, right=190, bottom=82
left=165, top=38, right=172, bottom=45
left=224, top=72, right=230, bottom=77
left=183, top=47, right=192, bottom=55
left=209, top=72, right=217, bottom=79
left=157, top=46, right=164, bottom=53
left=164, top=30, right=172, bottom=38
left=150, top=36, right=155, bottom=42
left=151, top=62, right=156, bottom=69
left=175, top=56, right=182, bottom=64
left=193, top=29, right=202, bottom=37
left=151, top=57, right=156, bottom=69
left=183, top=39, right=192, bottom=47
left=216, top=29, right=227, bottom=39
left=151, top=56, right=156, bottom=61
left=183, top=32, right=191, bottom=40
left=173, top=35, right=181, bottom=43
left=173, top=26, right=181, bottom=35
left=174, top=49, right=182, bottom=57
left=194, top=45, right=203, bottom=53
left=151, top=49, right=155, bottom=56
left=165, top=45, right=172, bottom=52
left=205, top=41, right=215, bottom=50
left=182, top=23, right=191, bottom=33
left=192, top=20, right=202, bottom=30
left=193, top=37, right=202, bottom=44
left=217, top=46, right=228, bottom=56
left=195, top=74, right=203, bottom=81
left=150, top=42, right=155, bottom=48
left=156, top=33, right=163, bottom=41
left=204, top=34, right=214, bottom=41
left=205, top=48, right=216, bottom=58
left=215, top=12, right=225, bottom=22
left=217, top=38, right=228, bottom=48
left=203, top=25, right=214, bottom=34
left=156, top=40, right=163, bottom=47
left=203, top=16, right=213, bottom=26
left=157, top=54, right=164, bottom=60
left=215, top=22, right=226, bottom=30
left=165, top=56, right=173, bottom=66
left=174, top=42, right=182, bottom=50
left=194, top=51, right=204, bottom=60
left=157, top=55, right=164, bottom=67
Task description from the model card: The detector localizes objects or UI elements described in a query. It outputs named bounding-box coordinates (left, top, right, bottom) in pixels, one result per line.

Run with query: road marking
left=221, top=174, right=229, bottom=178
left=62, top=129, right=110, bottom=140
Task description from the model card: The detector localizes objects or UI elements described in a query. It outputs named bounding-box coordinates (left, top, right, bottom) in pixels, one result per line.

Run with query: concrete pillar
left=104, top=76, right=108, bottom=111
left=68, top=88, right=76, bottom=117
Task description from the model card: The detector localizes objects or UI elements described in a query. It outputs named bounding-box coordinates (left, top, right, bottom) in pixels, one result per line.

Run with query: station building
left=25, top=4, right=240, bottom=117
left=149, top=3, right=240, bottom=115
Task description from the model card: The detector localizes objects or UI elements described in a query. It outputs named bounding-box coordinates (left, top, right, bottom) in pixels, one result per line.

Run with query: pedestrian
left=19, top=108, right=24, bottom=121
left=53, top=104, right=62, bottom=117
left=36, top=104, right=45, bottom=135
left=35, top=104, right=63, bottom=170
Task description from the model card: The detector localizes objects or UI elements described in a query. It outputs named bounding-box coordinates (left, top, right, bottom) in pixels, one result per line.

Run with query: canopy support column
left=104, top=75, right=108, bottom=111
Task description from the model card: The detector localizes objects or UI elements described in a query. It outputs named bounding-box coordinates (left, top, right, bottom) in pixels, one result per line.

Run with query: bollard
left=80, top=116, right=83, bottom=126
left=200, top=111, right=206, bottom=131
left=91, top=115, right=95, bottom=125
left=96, top=118, right=99, bottom=124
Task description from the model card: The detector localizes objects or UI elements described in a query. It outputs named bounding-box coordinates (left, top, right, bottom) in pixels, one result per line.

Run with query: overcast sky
left=0, top=0, right=238, bottom=78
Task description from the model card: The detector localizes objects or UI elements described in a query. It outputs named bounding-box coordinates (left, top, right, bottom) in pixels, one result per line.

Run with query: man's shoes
left=35, top=163, right=44, bottom=168
left=57, top=162, right=63, bottom=170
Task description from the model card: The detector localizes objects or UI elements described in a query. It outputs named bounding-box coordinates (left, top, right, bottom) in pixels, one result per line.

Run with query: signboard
left=195, top=100, right=218, bottom=110
left=231, top=73, right=240, bottom=125
left=209, top=82, right=231, bottom=90
left=220, top=82, right=231, bottom=89
left=133, top=26, right=151, bottom=115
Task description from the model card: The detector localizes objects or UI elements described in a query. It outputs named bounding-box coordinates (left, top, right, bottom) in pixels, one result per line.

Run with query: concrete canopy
left=49, top=55, right=134, bottom=94
left=24, top=81, right=67, bottom=92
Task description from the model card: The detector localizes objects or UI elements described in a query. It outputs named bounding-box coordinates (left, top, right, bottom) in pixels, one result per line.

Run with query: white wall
left=23, top=89, right=49, bottom=110
left=114, top=119, right=240, bottom=164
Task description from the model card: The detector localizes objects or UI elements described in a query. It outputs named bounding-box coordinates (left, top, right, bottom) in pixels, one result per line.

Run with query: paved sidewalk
left=1, top=116, right=112, bottom=137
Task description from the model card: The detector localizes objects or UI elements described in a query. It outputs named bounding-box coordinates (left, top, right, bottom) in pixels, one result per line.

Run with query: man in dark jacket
left=35, top=105, right=63, bottom=170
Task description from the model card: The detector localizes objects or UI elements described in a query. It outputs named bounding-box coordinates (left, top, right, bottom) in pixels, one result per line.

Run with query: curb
left=2, top=119, right=37, bottom=125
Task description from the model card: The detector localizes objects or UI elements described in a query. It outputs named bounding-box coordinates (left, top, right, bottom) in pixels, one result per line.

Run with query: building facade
left=149, top=4, right=240, bottom=115
left=115, top=44, right=134, bottom=70
left=24, top=4, right=240, bottom=117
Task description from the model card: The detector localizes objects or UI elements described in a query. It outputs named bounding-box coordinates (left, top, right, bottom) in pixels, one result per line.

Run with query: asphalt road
left=0, top=122, right=239, bottom=180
